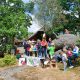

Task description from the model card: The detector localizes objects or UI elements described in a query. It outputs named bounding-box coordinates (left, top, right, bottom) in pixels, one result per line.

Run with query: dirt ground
left=13, top=65, right=80, bottom=80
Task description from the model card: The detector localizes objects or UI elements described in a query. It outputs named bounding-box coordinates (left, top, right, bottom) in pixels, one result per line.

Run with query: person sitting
left=67, top=48, right=74, bottom=68
left=72, top=44, right=79, bottom=65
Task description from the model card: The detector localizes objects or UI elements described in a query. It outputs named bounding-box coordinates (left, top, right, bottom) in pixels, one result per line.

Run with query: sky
left=22, top=0, right=40, bottom=33
left=22, top=0, right=30, bottom=3
left=28, top=15, right=40, bottom=33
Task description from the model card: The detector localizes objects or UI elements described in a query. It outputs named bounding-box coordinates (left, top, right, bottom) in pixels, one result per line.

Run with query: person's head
left=37, top=39, right=41, bottom=43
left=49, top=38, right=52, bottom=41
left=42, top=37, right=46, bottom=41
left=68, top=47, right=72, bottom=51
left=71, top=43, right=75, bottom=48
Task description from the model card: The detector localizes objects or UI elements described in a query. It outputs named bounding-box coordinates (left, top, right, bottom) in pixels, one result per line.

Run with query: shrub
left=0, top=58, right=5, bottom=67
left=76, top=39, right=80, bottom=47
left=0, top=54, right=17, bottom=67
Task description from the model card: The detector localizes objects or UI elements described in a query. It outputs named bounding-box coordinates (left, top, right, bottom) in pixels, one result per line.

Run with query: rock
left=53, top=34, right=79, bottom=50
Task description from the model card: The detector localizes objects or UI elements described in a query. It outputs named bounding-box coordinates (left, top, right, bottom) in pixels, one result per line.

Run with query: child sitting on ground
left=67, top=48, right=74, bottom=68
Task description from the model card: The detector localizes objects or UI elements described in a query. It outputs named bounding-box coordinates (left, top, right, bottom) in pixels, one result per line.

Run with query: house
left=28, top=27, right=57, bottom=41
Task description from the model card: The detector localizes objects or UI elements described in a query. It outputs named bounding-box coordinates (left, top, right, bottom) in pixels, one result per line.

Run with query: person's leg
left=27, top=51, right=30, bottom=56
left=68, top=57, right=73, bottom=66
left=38, top=51, right=42, bottom=57
left=25, top=50, right=28, bottom=56
left=35, top=51, right=37, bottom=57
left=63, top=61, right=67, bottom=71
left=42, top=48, right=44, bottom=57
left=44, top=48, right=47, bottom=58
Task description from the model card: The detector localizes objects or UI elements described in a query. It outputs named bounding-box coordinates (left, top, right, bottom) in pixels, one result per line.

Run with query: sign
left=19, top=58, right=26, bottom=66
left=27, top=57, right=40, bottom=66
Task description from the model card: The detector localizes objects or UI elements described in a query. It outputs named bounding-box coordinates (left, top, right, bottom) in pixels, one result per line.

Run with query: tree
left=33, top=0, right=65, bottom=33
left=60, top=0, right=80, bottom=33
left=0, top=0, right=34, bottom=52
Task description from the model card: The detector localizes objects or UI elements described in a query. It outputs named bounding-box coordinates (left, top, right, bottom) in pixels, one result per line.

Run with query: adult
left=41, top=38, right=48, bottom=58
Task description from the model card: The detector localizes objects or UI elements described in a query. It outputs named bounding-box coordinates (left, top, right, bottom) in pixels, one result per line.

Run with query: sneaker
left=69, top=66, right=74, bottom=69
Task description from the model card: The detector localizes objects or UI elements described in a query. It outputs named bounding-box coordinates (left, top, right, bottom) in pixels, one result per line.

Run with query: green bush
left=0, top=58, right=5, bottom=67
left=0, top=54, right=16, bottom=67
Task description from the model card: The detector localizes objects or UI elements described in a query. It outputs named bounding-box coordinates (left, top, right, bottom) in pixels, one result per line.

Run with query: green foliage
left=76, top=39, right=80, bottom=47
left=60, top=0, right=80, bottom=33
left=0, top=0, right=34, bottom=52
left=0, top=54, right=16, bottom=67
left=35, top=0, right=65, bottom=33
left=25, top=2, right=34, bottom=13
left=6, top=44, right=12, bottom=53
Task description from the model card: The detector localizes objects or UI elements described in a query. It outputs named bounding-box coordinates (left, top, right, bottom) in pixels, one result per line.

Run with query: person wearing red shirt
left=41, top=38, right=48, bottom=58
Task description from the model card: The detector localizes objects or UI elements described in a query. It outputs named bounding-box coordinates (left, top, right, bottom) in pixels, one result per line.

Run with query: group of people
left=23, top=37, right=55, bottom=60
left=23, top=37, right=79, bottom=71
left=60, top=43, right=79, bottom=71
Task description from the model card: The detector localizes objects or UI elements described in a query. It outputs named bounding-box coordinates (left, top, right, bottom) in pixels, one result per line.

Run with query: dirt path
left=0, top=65, right=80, bottom=80
left=0, top=65, right=27, bottom=80
left=13, top=67, right=80, bottom=80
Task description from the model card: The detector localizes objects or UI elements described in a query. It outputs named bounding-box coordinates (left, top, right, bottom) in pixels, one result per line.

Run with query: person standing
left=48, top=38, right=52, bottom=47
left=41, top=38, right=48, bottom=58
left=25, top=41, right=31, bottom=56
left=60, top=50, right=68, bottom=71
left=48, top=42, right=55, bottom=60
left=36, top=39, right=42, bottom=58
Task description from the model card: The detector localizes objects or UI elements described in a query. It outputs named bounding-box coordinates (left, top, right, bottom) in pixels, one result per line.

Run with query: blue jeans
left=42, top=47, right=47, bottom=58
left=38, top=50, right=42, bottom=58
left=26, top=50, right=30, bottom=56
left=68, top=56, right=73, bottom=66
left=73, top=54, right=78, bottom=59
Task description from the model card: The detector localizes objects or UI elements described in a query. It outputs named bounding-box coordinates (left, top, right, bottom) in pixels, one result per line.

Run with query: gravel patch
left=0, top=65, right=27, bottom=80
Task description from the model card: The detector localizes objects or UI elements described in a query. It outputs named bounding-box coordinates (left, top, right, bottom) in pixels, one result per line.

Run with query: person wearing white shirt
left=73, top=45, right=79, bottom=58
left=60, top=51, right=68, bottom=71
left=72, top=45, right=79, bottom=65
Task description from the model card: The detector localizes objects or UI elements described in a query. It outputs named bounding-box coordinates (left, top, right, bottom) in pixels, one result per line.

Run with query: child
left=67, top=48, right=74, bottom=68
left=60, top=50, right=68, bottom=71
left=36, top=40, right=42, bottom=58
left=48, top=42, right=55, bottom=60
